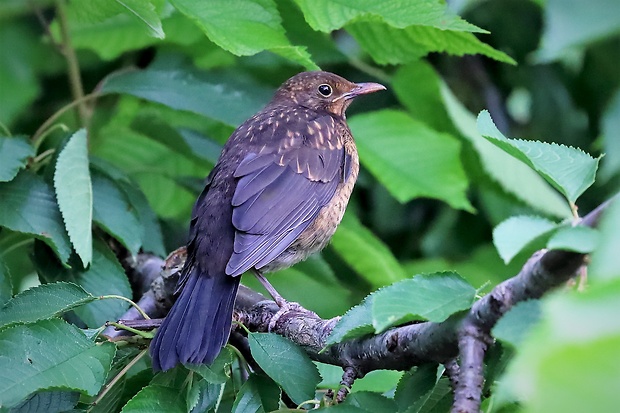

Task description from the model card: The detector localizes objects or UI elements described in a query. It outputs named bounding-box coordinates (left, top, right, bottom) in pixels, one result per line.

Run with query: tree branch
left=106, top=198, right=612, bottom=409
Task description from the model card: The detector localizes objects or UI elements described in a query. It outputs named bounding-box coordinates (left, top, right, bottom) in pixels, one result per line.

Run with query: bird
left=150, top=71, right=386, bottom=371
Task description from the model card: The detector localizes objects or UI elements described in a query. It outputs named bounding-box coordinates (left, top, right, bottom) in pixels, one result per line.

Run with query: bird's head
left=271, top=71, right=386, bottom=117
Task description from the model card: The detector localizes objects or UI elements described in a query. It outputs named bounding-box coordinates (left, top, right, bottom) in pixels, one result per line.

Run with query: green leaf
left=535, top=0, right=620, bottom=62
left=347, top=21, right=515, bottom=65
left=547, top=226, right=599, bottom=253
left=0, top=258, right=12, bottom=307
left=0, top=319, right=115, bottom=409
left=498, top=280, right=620, bottom=412
left=89, top=156, right=166, bottom=257
left=330, top=212, right=407, bottom=288
left=8, top=390, right=80, bottom=413
left=130, top=115, right=220, bottom=165
left=590, top=197, right=620, bottom=283
left=350, top=369, right=403, bottom=394
left=325, top=296, right=374, bottom=346
left=0, top=282, right=95, bottom=328
left=492, top=300, right=542, bottom=348
left=101, top=67, right=273, bottom=127
left=187, top=347, right=233, bottom=384
left=392, top=62, right=460, bottom=133
left=405, top=377, right=453, bottom=413
left=279, top=0, right=346, bottom=65
left=440, top=82, right=572, bottom=218
left=349, top=110, right=472, bottom=210
left=88, top=374, right=126, bottom=413
left=492, top=215, right=557, bottom=264
left=293, top=0, right=484, bottom=33
left=0, top=135, right=34, bottom=182
left=34, top=240, right=132, bottom=328
left=169, top=0, right=317, bottom=69
left=54, top=129, right=93, bottom=267
left=372, top=272, right=476, bottom=332
left=478, top=110, right=599, bottom=204
left=341, top=391, right=398, bottom=412
left=118, top=180, right=166, bottom=257
left=232, top=374, right=280, bottom=413
left=91, top=124, right=207, bottom=219
left=60, top=8, right=199, bottom=60
left=0, top=172, right=72, bottom=263
left=92, top=171, right=142, bottom=255
left=115, top=0, right=165, bottom=39
left=120, top=384, right=186, bottom=413
left=248, top=333, right=321, bottom=405
left=0, top=22, right=43, bottom=125
left=600, top=90, right=620, bottom=181
left=394, top=364, right=437, bottom=412
left=187, top=378, right=223, bottom=413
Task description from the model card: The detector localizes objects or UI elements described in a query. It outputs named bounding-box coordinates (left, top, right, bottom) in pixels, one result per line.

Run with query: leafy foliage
left=0, top=0, right=617, bottom=411
left=0, top=282, right=95, bottom=328
left=478, top=110, right=599, bottom=204
left=249, top=333, right=321, bottom=405
left=0, top=319, right=116, bottom=408
left=54, top=129, right=93, bottom=266
left=0, top=135, right=34, bottom=182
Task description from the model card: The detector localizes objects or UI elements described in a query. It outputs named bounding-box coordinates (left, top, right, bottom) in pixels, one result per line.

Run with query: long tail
left=150, top=266, right=240, bottom=371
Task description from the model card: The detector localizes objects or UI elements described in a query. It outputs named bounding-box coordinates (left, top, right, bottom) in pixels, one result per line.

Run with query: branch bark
left=106, top=198, right=612, bottom=410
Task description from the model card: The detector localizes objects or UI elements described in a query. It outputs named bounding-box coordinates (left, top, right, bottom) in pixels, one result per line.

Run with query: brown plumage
left=150, top=71, right=385, bottom=371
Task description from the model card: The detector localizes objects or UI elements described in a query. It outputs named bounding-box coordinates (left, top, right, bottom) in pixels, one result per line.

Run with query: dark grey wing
left=225, top=125, right=345, bottom=276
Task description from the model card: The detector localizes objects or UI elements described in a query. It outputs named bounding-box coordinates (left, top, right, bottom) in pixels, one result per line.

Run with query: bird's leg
left=252, top=269, right=287, bottom=307
left=252, top=269, right=308, bottom=332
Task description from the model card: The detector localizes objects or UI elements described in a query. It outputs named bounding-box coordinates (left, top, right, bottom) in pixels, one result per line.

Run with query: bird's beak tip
left=350, top=82, right=387, bottom=97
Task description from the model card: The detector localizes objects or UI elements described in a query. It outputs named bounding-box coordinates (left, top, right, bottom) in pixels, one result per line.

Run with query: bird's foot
left=268, top=299, right=305, bottom=332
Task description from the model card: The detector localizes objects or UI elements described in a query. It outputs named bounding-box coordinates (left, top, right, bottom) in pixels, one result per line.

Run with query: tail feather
left=150, top=266, right=240, bottom=371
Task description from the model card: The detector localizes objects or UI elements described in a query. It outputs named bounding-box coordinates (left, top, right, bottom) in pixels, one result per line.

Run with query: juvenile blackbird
left=150, top=71, right=385, bottom=371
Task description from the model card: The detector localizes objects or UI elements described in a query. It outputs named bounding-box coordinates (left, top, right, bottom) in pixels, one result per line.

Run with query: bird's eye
left=318, top=84, right=332, bottom=97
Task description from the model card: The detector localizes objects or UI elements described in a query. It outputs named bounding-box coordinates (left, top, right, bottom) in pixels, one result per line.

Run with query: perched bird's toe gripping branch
left=149, top=71, right=385, bottom=371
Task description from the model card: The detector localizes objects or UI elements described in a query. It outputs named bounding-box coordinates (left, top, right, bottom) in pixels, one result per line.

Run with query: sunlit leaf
left=115, top=0, right=165, bottom=39
left=169, top=0, right=317, bottom=69
left=347, top=21, right=515, bottom=65
left=440, top=84, right=572, bottom=218
left=492, top=215, right=557, bottom=264
left=498, top=281, right=620, bottom=412
left=350, top=110, right=472, bottom=210
left=331, top=212, right=407, bottom=288
left=493, top=300, right=542, bottom=348
left=536, top=0, right=620, bottom=61
left=546, top=226, right=599, bottom=253
left=54, top=129, right=93, bottom=267
left=478, top=110, right=599, bottom=204
left=293, top=0, right=484, bottom=33
left=372, top=272, right=475, bottom=332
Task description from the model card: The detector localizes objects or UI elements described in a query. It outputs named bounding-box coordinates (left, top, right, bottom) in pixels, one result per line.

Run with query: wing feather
left=226, top=114, right=346, bottom=276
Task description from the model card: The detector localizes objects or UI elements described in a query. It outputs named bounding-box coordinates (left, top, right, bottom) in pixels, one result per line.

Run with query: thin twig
left=55, top=0, right=89, bottom=126
left=31, top=92, right=99, bottom=147
left=88, top=349, right=148, bottom=410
